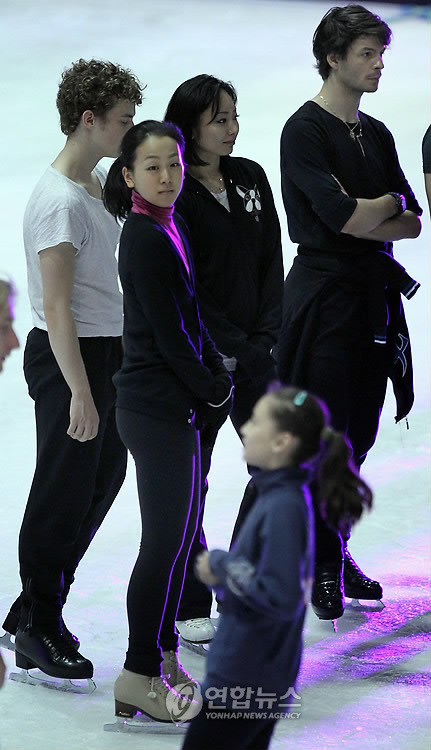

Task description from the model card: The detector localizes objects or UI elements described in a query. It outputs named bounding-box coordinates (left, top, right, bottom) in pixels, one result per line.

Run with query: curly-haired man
left=2, top=59, right=143, bottom=681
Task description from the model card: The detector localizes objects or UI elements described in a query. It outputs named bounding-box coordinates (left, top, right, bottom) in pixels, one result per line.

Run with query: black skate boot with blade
left=1, top=608, right=80, bottom=651
left=10, top=627, right=95, bottom=693
left=343, top=550, right=383, bottom=600
left=312, top=560, right=344, bottom=621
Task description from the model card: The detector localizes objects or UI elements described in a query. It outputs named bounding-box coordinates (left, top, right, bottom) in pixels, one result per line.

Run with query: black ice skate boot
left=14, top=627, right=93, bottom=680
left=343, top=549, right=383, bottom=600
left=311, top=560, right=345, bottom=620
left=2, top=604, right=80, bottom=651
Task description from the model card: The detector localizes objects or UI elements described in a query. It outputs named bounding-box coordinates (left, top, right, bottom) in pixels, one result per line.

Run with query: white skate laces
left=147, top=675, right=172, bottom=699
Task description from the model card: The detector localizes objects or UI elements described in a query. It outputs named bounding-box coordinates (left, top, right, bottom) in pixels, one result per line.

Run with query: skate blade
left=179, top=635, right=210, bottom=656
left=349, top=598, right=385, bottom=611
left=104, top=715, right=188, bottom=733
left=0, top=632, right=15, bottom=651
left=9, top=668, right=96, bottom=694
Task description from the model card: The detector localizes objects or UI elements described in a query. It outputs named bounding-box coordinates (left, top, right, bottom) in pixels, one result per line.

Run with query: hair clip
left=293, top=391, right=307, bottom=406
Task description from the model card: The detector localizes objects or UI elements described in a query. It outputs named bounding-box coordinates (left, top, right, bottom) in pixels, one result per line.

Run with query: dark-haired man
left=278, top=5, right=422, bottom=620
left=1, top=60, right=143, bottom=680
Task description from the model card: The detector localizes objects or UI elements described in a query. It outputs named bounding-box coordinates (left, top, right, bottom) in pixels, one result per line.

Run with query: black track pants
left=14, top=328, right=127, bottom=630
left=116, top=408, right=201, bottom=675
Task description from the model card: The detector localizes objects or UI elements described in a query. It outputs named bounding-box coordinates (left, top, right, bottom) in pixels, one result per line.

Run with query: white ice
left=0, top=1, right=430, bottom=749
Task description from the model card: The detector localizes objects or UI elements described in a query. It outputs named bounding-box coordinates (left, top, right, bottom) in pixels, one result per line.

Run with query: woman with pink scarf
left=103, top=120, right=233, bottom=725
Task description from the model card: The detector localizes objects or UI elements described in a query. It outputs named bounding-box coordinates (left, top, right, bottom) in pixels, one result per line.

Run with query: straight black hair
left=267, top=384, right=373, bottom=532
left=313, top=4, right=392, bottom=80
left=164, top=74, right=237, bottom=167
left=103, top=119, right=185, bottom=222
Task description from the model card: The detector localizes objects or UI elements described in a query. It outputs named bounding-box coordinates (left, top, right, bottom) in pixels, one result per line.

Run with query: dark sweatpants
left=116, top=408, right=201, bottom=675
left=304, top=285, right=388, bottom=467
left=11, top=328, right=127, bottom=630
left=304, top=285, right=388, bottom=562
left=177, top=367, right=272, bottom=621
left=232, top=284, right=389, bottom=567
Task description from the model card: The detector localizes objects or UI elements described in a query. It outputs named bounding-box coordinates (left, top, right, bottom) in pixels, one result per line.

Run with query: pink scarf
left=131, top=190, right=190, bottom=277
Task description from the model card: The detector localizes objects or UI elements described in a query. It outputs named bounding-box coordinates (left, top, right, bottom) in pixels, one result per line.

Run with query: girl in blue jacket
left=182, top=384, right=373, bottom=750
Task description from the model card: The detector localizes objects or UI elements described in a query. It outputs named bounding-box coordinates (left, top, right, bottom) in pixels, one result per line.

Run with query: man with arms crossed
left=278, top=5, right=422, bottom=621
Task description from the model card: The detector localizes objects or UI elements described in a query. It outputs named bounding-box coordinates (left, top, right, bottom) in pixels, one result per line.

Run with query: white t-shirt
left=211, top=189, right=230, bottom=212
left=24, top=165, right=123, bottom=337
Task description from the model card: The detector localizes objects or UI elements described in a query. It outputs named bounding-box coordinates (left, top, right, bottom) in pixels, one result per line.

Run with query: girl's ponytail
left=267, top=384, right=373, bottom=535
left=317, top=427, right=373, bottom=533
left=103, top=157, right=132, bottom=222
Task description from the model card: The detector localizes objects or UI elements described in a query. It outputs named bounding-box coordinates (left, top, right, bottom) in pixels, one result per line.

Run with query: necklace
left=318, top=95, right=365, bottom=158
left=199, top=173, right=225, bottom=194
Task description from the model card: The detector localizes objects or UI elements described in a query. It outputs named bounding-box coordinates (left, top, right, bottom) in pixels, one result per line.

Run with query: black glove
left=196, top=374, right=234, bottom=432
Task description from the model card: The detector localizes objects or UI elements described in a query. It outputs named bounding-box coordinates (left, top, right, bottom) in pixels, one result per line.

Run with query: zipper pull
left=405, top=417, right=409, bottom=431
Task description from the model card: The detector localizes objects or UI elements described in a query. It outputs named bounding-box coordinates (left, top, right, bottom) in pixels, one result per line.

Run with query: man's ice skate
left=176, top=617, right=215, bottom=655
left=9, top=668, right=96, bottom=694
left=105, top=669, right=199, bottom=732
left=1, top=608, right=80, bottom=652
left=343, top=550, right=384, bottom=608
left=311, top=560, right=344, bottom=628
left=9, top=627, right=95, bottom=694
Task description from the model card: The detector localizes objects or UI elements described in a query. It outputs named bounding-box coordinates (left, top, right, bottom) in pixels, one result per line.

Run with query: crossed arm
left=336, top=177, right=422, bottom=241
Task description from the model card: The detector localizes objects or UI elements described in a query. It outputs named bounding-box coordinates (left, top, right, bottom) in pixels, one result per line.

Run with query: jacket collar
left=253, top=466, right=308, bottom=494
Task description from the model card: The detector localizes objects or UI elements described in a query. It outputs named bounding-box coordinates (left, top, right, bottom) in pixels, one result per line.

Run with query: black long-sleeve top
left=280, top=101, right=422, bottom=257
left=174, top=156, right=284, bottom=379
left=114, top=212, right=228, bottom=422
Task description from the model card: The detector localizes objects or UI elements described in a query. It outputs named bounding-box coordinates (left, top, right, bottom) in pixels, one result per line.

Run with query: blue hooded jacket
left=202, top=466, right=314, bottom=713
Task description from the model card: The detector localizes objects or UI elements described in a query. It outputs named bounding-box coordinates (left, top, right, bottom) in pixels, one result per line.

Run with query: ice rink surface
left=0, top=1, right=430, bottom=748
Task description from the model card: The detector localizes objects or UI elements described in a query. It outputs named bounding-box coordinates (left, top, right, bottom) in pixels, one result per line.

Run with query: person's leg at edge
left=182, top=704, right=277, bottom=750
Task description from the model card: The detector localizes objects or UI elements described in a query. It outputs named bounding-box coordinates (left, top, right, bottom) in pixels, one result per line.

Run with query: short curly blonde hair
left=56, top=59, right=144, bottom=135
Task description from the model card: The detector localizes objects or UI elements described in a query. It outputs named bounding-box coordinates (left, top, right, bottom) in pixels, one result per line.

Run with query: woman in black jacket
left=103, top=120, right=233, bottom=723
left=165, top=75, right=284, bottom=647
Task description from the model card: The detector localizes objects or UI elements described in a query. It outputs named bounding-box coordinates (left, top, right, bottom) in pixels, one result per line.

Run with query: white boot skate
left=175, top=618, right=215, bottom=655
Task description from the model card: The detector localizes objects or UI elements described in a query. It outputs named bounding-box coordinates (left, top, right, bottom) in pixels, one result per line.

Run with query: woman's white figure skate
left=175, top=617, right=216, bottom=656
